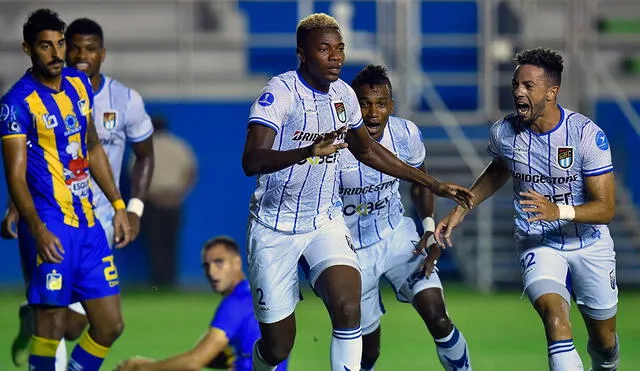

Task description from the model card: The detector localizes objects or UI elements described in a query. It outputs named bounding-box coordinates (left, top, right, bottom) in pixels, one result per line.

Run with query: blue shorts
left=18, top=218, right=120, bottom=306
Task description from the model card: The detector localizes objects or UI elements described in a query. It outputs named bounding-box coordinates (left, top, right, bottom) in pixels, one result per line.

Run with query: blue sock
left=29, top=336, right=60, bottom=371
left=68, top=333, right=110, bottom=371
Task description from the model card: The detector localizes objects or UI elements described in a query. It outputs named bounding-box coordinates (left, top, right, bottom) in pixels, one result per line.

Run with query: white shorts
left=68, top=302, right=86, bottom=315
left=520, top=235, right=618, bottom=311
left=357, top=217, right=442, bottom=335
left=247, top=215, right=360, bottom=324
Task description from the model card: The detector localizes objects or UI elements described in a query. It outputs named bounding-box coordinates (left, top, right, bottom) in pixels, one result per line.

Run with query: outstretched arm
left=346, top=125, right=473, bottom=208
left=117, top=328, right=230, bottom=371
left=435, top=158, right=510, bottom=247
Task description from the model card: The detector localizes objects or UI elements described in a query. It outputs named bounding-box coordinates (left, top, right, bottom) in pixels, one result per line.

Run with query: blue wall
left=595, top=100, right=640, bottom=205
left=0, top=102, right=257, bottom=289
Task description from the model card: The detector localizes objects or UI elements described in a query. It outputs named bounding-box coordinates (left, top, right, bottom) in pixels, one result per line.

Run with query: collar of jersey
left=94, top=74, right=107, bottom=95
left=526, top=104, right=565, bottom=136
left=25, top=68, right=66, bottom=94
left=296, top=69, right=330, bottom=95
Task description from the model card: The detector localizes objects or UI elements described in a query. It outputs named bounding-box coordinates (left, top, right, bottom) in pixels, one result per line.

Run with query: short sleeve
left=209, top=296, right=244, bottom=340
left=580, top=122, right=613, bottom=177
left=0, top=95, right=30, bottom=138
left=125, top=89, right=154, bottom=143
left=248, top=77, right=293, bottom=134
left=403, top=119, right=426, bottom=167
left=345, top=86, right=363, bottom=130
left=487, top=119, right=504, bottom=160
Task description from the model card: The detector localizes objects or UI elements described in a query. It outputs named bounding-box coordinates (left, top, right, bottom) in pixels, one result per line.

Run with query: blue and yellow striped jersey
left=0, top=67, right=96, bottom=228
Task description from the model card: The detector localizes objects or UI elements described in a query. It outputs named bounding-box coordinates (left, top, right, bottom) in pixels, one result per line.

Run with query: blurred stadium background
left=1, top=0, right=640, bottom=369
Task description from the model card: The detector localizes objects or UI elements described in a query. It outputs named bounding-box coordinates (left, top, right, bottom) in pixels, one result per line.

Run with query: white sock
left=331, top=327, right=362, bottom=371
left=548, top=339, right=584, bottom=371
left=252, top=339, right=277, bottom=371
left=587, top=335, right=619, bottom=371
left=434, top=326, right=472, bottom=370
left=55, top=338, right=67, bottom=371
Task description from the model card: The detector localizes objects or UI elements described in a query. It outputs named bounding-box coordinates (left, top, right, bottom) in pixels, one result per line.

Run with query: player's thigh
left=566, top=237, right=618, bottom=320
left=17, top=220, right=75, bottom=307
left=302, top=216, right=361, bottom=300
left=73, top=223, right=121, bottom=314
left=519, top=247, right=571, bottom=306
left=247, top=219, right=305, bottom=324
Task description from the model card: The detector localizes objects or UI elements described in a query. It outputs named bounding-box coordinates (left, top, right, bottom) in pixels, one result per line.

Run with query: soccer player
left=115, top=236, right=288, bottom=371
left=435, top=48, right=619, bottom=371
left=340, top=65, right=471, bottom=370
left=0, top=8, right=132, bottom=371
left=242, top=13, right=473, bottom=371
left=5, top=17, right=155, bottom=370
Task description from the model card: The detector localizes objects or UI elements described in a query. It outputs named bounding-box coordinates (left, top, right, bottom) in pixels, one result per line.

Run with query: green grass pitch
left=1, top=285, right=639, bottom=370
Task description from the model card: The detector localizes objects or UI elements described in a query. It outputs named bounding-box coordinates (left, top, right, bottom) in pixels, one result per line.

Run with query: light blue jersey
left=247, top=70, right=363, bottom=233
left=90, top=75, right=153, bottom=242
left=488, top=105, right=613, bottom=251
left=339, top=116, right=425, bottom=249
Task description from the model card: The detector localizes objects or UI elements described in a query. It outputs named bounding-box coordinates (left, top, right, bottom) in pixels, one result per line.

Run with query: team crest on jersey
left=46, top=270, right=62, bottom=291
left=333, top=101, right=347, bottom=124
left=77, top=99, right=90, bottom=116
left=557, top=147, right=574, bottom=169
left=103, top=112, right=117, bottom=130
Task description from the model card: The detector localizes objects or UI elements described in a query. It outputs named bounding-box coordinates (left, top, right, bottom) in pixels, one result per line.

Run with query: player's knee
left=425, top=311, right=452, bottom=338
left=93, top=318, right=125, bottom=343
left=542, top=312, right=572, bottom=337
left=261, top=339, right=293, bottom=364
left=328, top=294, right=361, bottom=326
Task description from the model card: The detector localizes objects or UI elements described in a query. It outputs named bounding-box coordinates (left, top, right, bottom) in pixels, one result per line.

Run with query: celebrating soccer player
left=0, top=9, right=132, bottom=371
left=435, top=48, right=619, bottom=371
left=341, top=65, right=471, bottom=370
left=242, top=13, right=473, bottom=371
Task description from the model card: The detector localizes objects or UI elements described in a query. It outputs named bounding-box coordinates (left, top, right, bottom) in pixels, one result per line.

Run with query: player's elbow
left=601, top=202, right=615, bottom=224
left=242, top=157, right=259, bottom=177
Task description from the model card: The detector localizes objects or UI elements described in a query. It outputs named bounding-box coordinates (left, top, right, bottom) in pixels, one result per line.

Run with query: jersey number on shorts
left=102, top=255, right=119, bottom=282
left=520, top=252, right=536, bottom=273
left=256, top=288, right=266, bottom=305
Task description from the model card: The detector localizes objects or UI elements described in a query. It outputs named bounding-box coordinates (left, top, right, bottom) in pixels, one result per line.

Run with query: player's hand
left=126, top=212, right=141, bottom=241
left=434, top=208, right=468, bottom=249
left=112, top=209, right=132, bottom=249
left=431, top=181, right=474, bottom=210
left=1, top=207, right=19, bottom=239
left=519, top=190, right=559, bottom=222
left=115, top=356, right=153, bottom=371
left=31, top=223, right=64, bottom=263
left=309, top=126, right=348, bottom=157
left=413, top=231, right=439, bottom=278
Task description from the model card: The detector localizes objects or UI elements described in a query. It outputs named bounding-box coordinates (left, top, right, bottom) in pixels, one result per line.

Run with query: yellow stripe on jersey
left=55, top=96, right=95, bottom=228
left=25, top=91, right=79, bottom=227
left=65, top=76, right=92, bottom=115
left=2, top=134, right=26, bottom=140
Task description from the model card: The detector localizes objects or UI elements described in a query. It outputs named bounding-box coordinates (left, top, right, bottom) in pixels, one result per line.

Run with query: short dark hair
left=296, top=13, right=340, bottom=49
left=202, top=236, right=240, bottom=256
left=66, top=18, right=104, bottom=44
left=514, top=47, right=564, bottom=86
left=23, top=8, right=66, bottom=46
left=351, top=64, right=393, bottom=99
